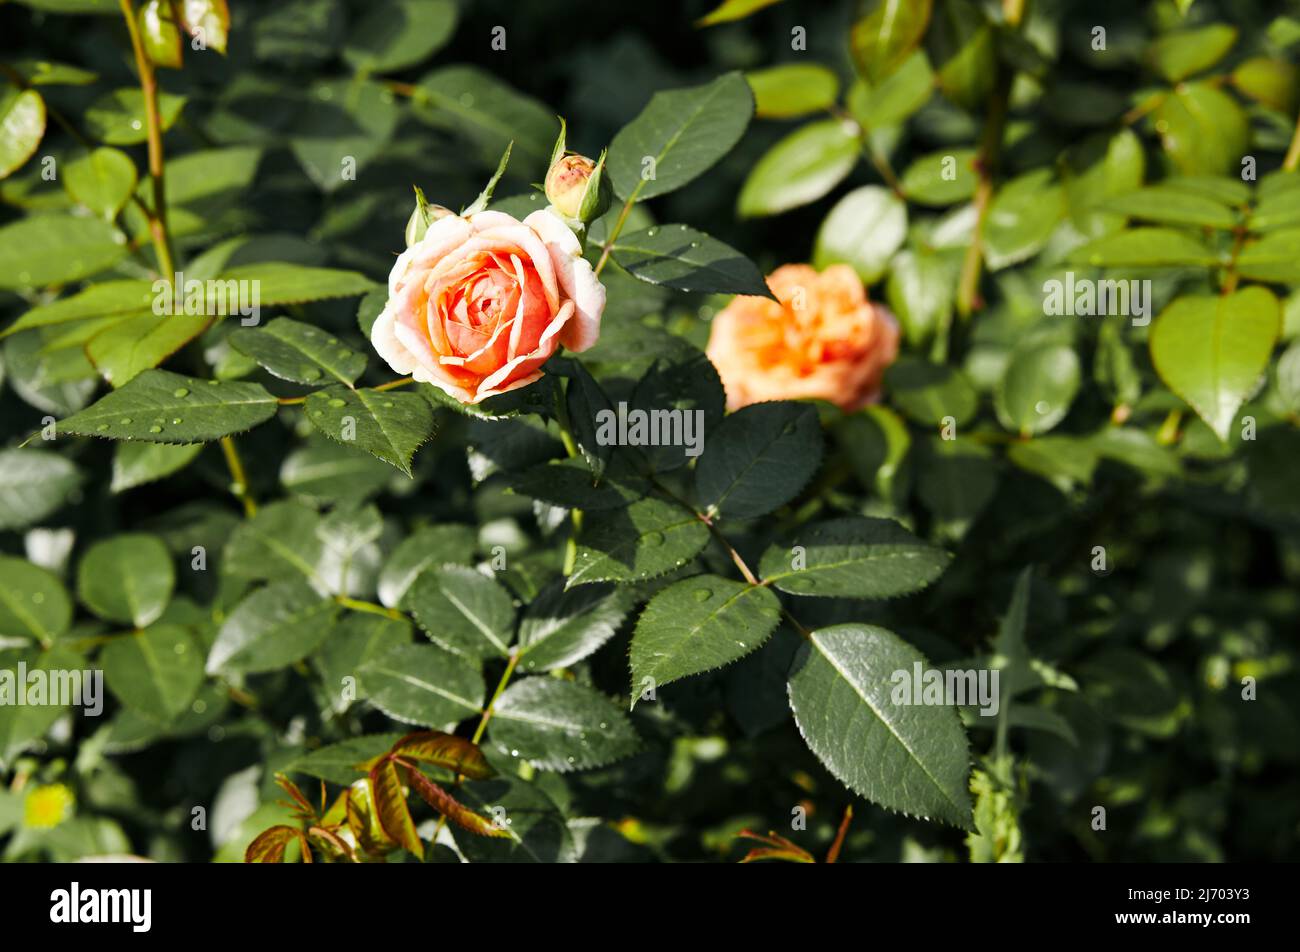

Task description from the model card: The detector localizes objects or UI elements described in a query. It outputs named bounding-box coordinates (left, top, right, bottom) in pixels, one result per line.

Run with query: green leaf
left=110, top=441, right=203, bottom=493
left=629, top=352, right=727, bottom=472
left=900, top=148, right=976, bottom=206
left=1150, top=82, right=1248, bottom=176
left=607, top=72, right=754, bottom=202
left=1147, top=23, right=1237, bottom=82
left=315, top=613, right=410, bottom=712
left=0, top=647, right=83, bottom=769
left=359, top=642, right=485, bottom=727
left=517, top=581, right=631, bottom=673
left=206, top=579, right=337, bottom=675
left=1149, top=287, right=1280, bottom=441
left=9, top=60, right=98, bottom=87
left=630, top=574, right=780, bottom=694
left=487, top=677, right=638, bottom=771
left=343, top=0, right=457, bottom=73
left=695, top=401, right=824, bottom=519
left=886, top=249, right=958, bottom=346
left=289, top=78, right=398, bottom=192
left=1072, top=228, right=1220, bottom=268
left=218, top=264, right=378, bottom=306
left=85, top=312, right=214, bottom=386
left=0, top=87, right=46, bottom=180
left=223, top=500, right=325, bottom=588
left=0, top=556, right=72, bottom=643
left=76, top=534, right=173, bottom=628
left=102, top=623, right=203, bottom=721
left=788, top=623, right=973, bottom=829
left=507, top=457, right=650, bottom=512
left=284, top=733, right=404, bottom=785
left=849, top=0, right=933, bottom=84
left=885, top=358, right=977, bottom=426
left=1249, top=189, right=1300, bottom=234
left=758, top=516, right=950, bottom=598
left=928, top=0, right=995, bottom=111
left=813, top=185, right=907, bottom=284
left=414, top=65, right=558, bottom=168
left=304, top=386, right=435, bottom=477
left=57, top=370, right=279, bottom=444
left=230, top=317, right=366, bottom=386
left=64, top=147, right=136, bottom=220
left=377, top=524, right=477, bottom=608
left=612, top=224, right=775, bottom=298
left=916, top=436, right=998, bottom=540
left=1089, top=185, right=1237, bottom=230
left=568, top=495, right=709, bottom=587
left=1, top=280, right=154, bottom=338
left=982, top=170, right=1064, bottom=271
left=406, top=565, right=515, bottom=661
left=1231, top=57, right=1299, bottom=114
left=0, top=215, right=126, bottom=290
left=746, top=65, right=839, bottom=119
left=0, top=448, right=80, bottom=531
left=1237, top=228, right=1300, bottom=283
left=1006, top=436, right=1098, bottom=492
left=696, top=0, right=783, bottom=26
left=995, top=342, right=1081, bottom=436
left=84, top=88, right=184, bottom=145
left=847, top=51, right=934, bottom=128
left=737, top=119, right=860, bottom=218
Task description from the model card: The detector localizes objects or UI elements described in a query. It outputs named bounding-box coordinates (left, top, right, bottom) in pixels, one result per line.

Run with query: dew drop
left=302, top=368, right=322, bottom=381
left=31, top=592, right=45, bottom=605
left=693, top=588, right=711, bottom=602
left=118, top=417, right=132, bottom=425
left=96, top=424, right=110, bottom=432
left=510, top=749, right=519, bottom=757
left=148, top=425, right=163, bottom=433
left=328, top=398, right=346, bottom=408
left=172, top=418, right=182, bottom=425
left=689, top=241, right=700, bottom=249
left=644, top=531, right=664, bottom=546
left=646, top=227, right=658, bottom=237
left=1034, top=400, right=1050, bottom=415
left=172, top=387, right=189, bottom=398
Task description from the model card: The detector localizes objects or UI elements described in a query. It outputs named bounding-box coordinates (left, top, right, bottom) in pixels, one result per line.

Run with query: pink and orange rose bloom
left=371, top=208, right=605, bottom=404
left=706, top=263, right=899, bottom=413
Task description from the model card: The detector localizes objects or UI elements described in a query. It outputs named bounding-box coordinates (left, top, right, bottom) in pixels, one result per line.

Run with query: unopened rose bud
left=405, top=186, right=453, bottom=247
left=545, top=152, right=610, bottom=223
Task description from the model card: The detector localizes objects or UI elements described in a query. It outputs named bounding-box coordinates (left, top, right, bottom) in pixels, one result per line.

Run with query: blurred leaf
left=847, top=51, right=934, bottom=128
left=850, top=0, right=933, bottom=84
left=1072, top=227, right=1220, bottom=267
left=76, top=534, right=174, bottom=628
left=415, top=66, right=558, bottom=169
left=927, top=0, right=995, bottom=110
left=1150, top=82, right=1248, bottom=176
left=813, top=185, right=907, bottom=283
left=379, top=524, right=477, bottom=608
left=886, top=358, right=977, bottom=426
left=0, top=449, right=80, bottom=532
left=1146, top=24, right=1237, bottom=82
left=746, top=64, right=839, bottom=118
left=0, top=555, right=72, bottom=643
left=0, top=87, right=46, bottom=180
left=1231, top=57, right=1299, bottom=114
left=84, top=88, right=184, bottom=145
left=343, top=0, right=456, bottom=73
left=102, top=623, right=203, bottom=721
left=1149, top=287, right=1279, bottom=441
left=0, top=216, right=126, bottom=290
left=983, top=170, right=1064, bottom=271
left=738, top=119, right=860, bottom=217
left=63, top=147, right=137, bottom=220
left=995, top=342, right=1081, bottom=436
left=206, top=579, right=335, bottom=675
left=696, top=0, right=783, bottom=26
left=1090, top=184, right=1238, bottom=230
left=901, top=148, right=977, bottom=205
left=230, top=317, right=366, bottom=386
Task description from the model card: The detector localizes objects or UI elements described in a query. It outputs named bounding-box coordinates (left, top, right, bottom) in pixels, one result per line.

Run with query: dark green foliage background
left=1, top=0, right=1299, bottom=862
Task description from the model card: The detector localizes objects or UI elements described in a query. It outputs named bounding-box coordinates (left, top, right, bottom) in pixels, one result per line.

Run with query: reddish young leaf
left=403, top=765, right=511, bottom=838
left=388, top=730, right=496, bottom=780
left=245, top=825, right=300, bottom=863
left=369, top=757, right=424, bottom=858
left=735, top=829, right=815, bottom=864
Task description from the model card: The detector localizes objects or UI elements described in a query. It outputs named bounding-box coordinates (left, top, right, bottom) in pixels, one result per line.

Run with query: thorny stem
left=219, top=436, right=256, bottom=517
left=1285, top=112, right=1300, bottom=174
left=118, top=0, right=176, bottom=280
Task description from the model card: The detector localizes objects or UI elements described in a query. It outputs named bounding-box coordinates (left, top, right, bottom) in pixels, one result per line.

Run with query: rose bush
left=0, top=0, right=1298, bottom=867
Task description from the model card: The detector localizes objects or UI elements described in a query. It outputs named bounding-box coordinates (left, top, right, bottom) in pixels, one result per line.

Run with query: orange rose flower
left=371, top=209, right=605, bottom=404
left=706, top=264, right=899, bottom=412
